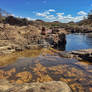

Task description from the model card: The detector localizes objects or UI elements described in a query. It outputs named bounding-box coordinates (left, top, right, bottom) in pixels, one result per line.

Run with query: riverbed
left=0, top=33, right=92, bottom=92
left=0, top=48, right=92, bottom=92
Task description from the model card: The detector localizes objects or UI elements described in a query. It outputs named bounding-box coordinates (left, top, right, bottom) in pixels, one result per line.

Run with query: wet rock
left=0, top=80, right=72, bottom=92
left=59, top=49, right=92, bottom=62
left=70, top=49, right=92, bottom=61
left=46, top=33, right=66, bottom=50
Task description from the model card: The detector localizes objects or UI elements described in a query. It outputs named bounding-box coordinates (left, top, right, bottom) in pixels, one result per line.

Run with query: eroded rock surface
left=0, top=23, right=66, bottom=55
left=59, top=49, right=92, bottom=62
left=0, top=49, right=92, bottom=92
left=0, top=80, right=72, bottom=92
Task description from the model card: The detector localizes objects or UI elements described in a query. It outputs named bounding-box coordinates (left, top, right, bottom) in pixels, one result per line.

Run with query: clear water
left=66, top=33, right=92, bottom=51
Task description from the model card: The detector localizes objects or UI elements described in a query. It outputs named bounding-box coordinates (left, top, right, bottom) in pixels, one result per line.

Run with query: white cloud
left=36, top=13, right=47, bottom=17
left=36, top=9, right=87, bottom=23
left=45, top=15, right=56, bottom=20
left=26, top=17, right=35, bottom=21
left=48, top=9, right=55, bottom=12
left=56, top=13, right=64, bottom=16
left=56, top=13, right=87, bottom=23
left=36, top=11, right=50, bottom=17
left=36, top=9, right=55, bottom=17
left=77, top=11, right=87, bottom=16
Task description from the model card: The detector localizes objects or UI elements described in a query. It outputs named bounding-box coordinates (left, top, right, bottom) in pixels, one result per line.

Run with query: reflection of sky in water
left=66, top=33, right=92, bottom=51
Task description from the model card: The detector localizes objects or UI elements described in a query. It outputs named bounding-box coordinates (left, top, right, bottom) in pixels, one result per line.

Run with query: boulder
left=46, top=33, right=66, bottom=50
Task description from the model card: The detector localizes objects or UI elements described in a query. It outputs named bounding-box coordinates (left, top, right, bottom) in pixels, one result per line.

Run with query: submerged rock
left=0, top=80, right=72, bottom=92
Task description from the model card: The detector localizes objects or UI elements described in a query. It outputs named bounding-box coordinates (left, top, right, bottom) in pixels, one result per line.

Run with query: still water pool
left=66, top=33, right=92, bottom=51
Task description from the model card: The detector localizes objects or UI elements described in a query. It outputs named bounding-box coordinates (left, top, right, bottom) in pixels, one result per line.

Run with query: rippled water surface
left=66, top=33, right=92, bottom=51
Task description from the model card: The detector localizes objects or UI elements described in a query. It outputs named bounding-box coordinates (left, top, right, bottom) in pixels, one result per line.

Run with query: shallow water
left=66, top=33, right=92, bottom=51
left=0, top=49, right=92, bottom=92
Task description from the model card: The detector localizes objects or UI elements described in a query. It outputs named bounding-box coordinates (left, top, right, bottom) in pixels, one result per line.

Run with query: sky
left=0, top=0, right=92, bottom=23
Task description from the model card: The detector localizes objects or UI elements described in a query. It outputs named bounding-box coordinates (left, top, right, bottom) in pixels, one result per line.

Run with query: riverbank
left=0, top=22, right=92, bottom=92
left=0, top=23, right=66, bottom=55
left=0, top=23, right=92, bottom=62
left=66, top=25, right=92, bottom=33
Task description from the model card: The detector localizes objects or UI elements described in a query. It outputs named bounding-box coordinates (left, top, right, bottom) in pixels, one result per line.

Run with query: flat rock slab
left=70, top=49, right=92, bottom=55
left=59, top=49, right=92, bottom=61
left=0, top=80, right=72, bottom=92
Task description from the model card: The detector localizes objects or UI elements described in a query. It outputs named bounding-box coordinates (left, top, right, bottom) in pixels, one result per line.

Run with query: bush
left=5, top=16, right=31, bottom=26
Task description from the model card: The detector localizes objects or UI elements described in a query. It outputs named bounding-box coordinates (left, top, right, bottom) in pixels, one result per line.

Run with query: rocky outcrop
left=59, top=49, right=92, bottom=62
left=46, top=33, right=66, bottom=50
left=0, top=80, right=72, bottom=92
left=0, top=48, right=92, bottom=92
left=0, top=23, right=66, bottom=55
left=69, top=49, right=92, bottom=61
left=66, top=26, right=92, bottom=33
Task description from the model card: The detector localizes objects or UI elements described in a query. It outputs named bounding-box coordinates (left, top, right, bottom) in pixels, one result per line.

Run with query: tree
left=0, top=8, right=9, bottom=23
left=88, top=10, right=92, bottom=19
left=0, top=8, right=3, bottom=22
left=5, top=16, right=31, bottom=26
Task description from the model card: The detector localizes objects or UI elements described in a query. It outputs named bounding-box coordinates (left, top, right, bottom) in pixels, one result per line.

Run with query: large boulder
left=46, top=33, right=66, bottom=50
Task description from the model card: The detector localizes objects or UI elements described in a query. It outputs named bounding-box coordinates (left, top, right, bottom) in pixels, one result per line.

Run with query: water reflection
left=66, top=33, right=92, bottom=51
left=85, top=33, right=92, bottom=45
left=0, top=51, right=92, bottom=92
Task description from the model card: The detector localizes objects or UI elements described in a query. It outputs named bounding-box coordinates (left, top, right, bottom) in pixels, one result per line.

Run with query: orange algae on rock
left=0, top=68, right=16, bottom=79
left=16, top=71, right=32, bottom=84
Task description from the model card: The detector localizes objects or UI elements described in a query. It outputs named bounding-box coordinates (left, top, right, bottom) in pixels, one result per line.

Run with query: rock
left=0, top=80, right=72, bottom=92
left=46, top=33, right=66, bottom=50
left=66, top=26, right=92, bottom=33
left=14, top=45, right=25, bottom=51
left=0, top=23, right=66, bottom=55
left=59, top=49, right=92, bottom=62
left=70, top=49, right=92, bottom=61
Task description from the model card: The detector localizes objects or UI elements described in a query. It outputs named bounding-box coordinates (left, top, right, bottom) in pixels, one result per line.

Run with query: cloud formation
left=77, top=11, right=87, bottom=16
left=36, top=9, right=55, bottom=17
left=36, top=9, right=87, bottom=23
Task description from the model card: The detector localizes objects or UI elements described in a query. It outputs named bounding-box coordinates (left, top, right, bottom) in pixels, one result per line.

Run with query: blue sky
left=0, top=0, right=92, bottom=22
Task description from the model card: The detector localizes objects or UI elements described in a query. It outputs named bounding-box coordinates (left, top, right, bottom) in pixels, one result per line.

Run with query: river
left=0, top=34, right=92, bottom=92
left=66, top=33, right=92, bottom=51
